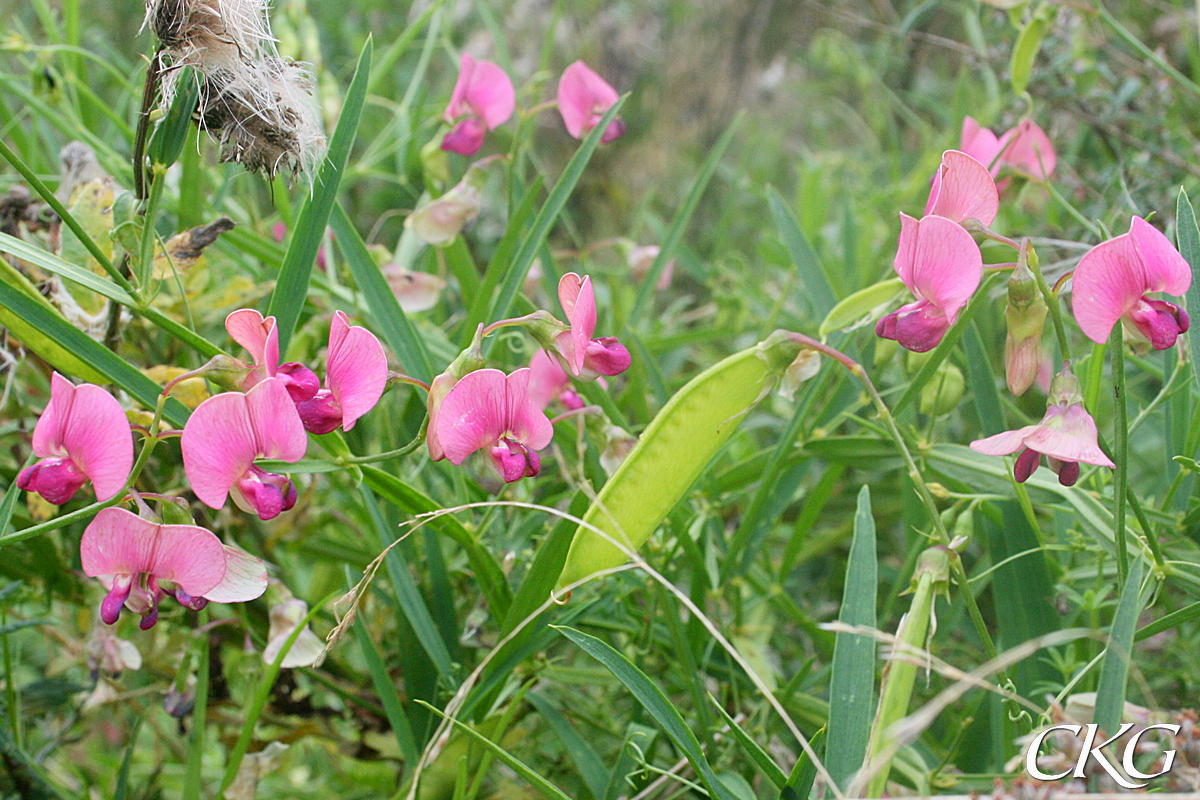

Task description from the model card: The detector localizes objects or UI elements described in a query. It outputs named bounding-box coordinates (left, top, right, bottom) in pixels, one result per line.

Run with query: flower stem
left=339, top=424, right=427, bottom=464
left=1111, top=325, right=1129, bottom=583
left=1024, top=239, right=1071, bottom=361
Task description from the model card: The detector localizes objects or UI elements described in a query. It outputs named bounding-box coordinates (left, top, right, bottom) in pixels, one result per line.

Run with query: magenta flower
left=294, top=311, right=388, bottom=434
left=558, top=61, right=625, bottom=144
left=555, top=273, right=632, bottom=378
left=181, top=377, right=308, bottom=520
left=441, top=53, right=515, bottom=156
left=1072, top=216, right=1192, bottom=350
left=225, top=309, right=320, bottom=402
left=434, top=368, right=554, bottom=483
left=81, top=507, right=266, bottom=629
left=528, top=349, right=584, bottom=411
left=17, top=373, right=132, bottom=505
left=876, top=214, right=983, bottom=353
left=924, top=150, right=999, bottom=226
left=970, top=366, right=1113, bottom=486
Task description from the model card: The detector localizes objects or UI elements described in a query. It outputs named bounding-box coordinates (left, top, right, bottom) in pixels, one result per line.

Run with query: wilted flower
left=558, top=61, right=625, bottom=143
left=434, top=368, right=554, bottom=483
left=555, top=273, right=632, bottom=378
left=406, top=168, right=485, bottom=246
left=925, top=150, right=999, bottom=226
left=262, top=597, right=325, bottom=668
left=876, top=214, right=982, bottom=353
left=1072, top=216, right=1191, bottom=350
left=382, top=265, right=446, bottom=312
left=181, top=377, right=308, bottom=520
left=628, top=244, right=674, bottom=290
left=970, top=365, right=1113, bottom=486
left=294, top=311, right=388, bottom=434
left=17, top=373, right=133, bottom=505
left=81, top=507, right=266, bottom=629
left=87, top=621, right=142, bottom=676
left=441, top=53, right=515, bottom=156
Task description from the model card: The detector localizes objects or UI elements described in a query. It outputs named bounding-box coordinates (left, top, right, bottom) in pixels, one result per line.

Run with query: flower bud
left=1004, top=263, right=1048, bottom=396
left=918, top=362, right=964, bottom=417
left=427, top=326, right=487, bottom=461
left=406, top=161, right=489, bottom=246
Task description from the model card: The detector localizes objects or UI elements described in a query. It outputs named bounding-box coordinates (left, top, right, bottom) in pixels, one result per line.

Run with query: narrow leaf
left=1175, top=189, right=1200, bottom=390
left=963, top=322, right=1005, bottom=437
left=710, top=699, right=787, bottom=788
left=825, top=486, right=877, bottom=791
left=0, top=232, right=134, bottom=305
left=555, top=626, right=739, bottom=800
left=528, top=693, right=609, bottom=800
left=1094, top=558, right=1146, bottom=735
left=268, top=37, right=372, bottom=354
left=1010, top=12, right=1051, bottom=94
left=768, top=186, right=839, bottom=319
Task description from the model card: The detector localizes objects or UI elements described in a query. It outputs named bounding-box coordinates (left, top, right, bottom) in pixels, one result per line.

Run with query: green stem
left=1025, top=240, right=1071, bottom=360
left=1044, top=179, right=1103, bottom=238
left=1111, top=326, right=1129, bottom=583
left=339, top=428, right=427, bottom=464
left=181, top=612, right=209, bottom=800
left=136, top=165, right=167, bottom=288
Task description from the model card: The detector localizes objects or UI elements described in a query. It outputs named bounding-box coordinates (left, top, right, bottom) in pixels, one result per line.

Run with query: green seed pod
left=556, top=333, right=803, bottom=588
left=918, top=362, right=964, bottom=417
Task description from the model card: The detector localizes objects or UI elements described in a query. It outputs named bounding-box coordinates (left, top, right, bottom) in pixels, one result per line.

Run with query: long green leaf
left=555, top=626, right=739, bottom=800
left=628, top=113, right=743, bottom=321
left=331, top=203, right=435, bottom=382
left=825, top=486, right=877, bottom=791
left=0, top=280, right=189, bottom=426
left=528, top=693, right=610, bottom=800
left=1094, top=558, right=1146, bottom=735
left=963, top=322, right=1004, bottom=437
left=0, top=233, right=134, bottom=304
left=482, top=98, right=627, bottom=353
left=768, top=186, right=838, bottom=320
left=710, top=699, right=787, bottom=788
left=781, top=727, right=823, bottom=800
left=267, top=37, right=372, bottom=354
left=1175, top=189, right=1200, bottom=390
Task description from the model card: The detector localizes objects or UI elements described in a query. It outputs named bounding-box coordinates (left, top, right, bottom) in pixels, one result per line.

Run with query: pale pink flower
left=224, top=309, right=320, bottom=402
left=628, top=244, right=674, bottom=290
left=558, top=61, right=625, bottom=143
left=294, top=311, right=388, bottom=434
left=17, top=373, right=133, bottom=505
left=81, top=507, right=266, bottom=629
left=1072, top=216, right=1192, bottom=350
left=555, top=273, right=631, bottom=378
left=181, top=377, right=308, bottom=520
left=959, top=117, right=1007, bottom=174
left=999, top=119, right=1056, bottom=182
left=876, top=214, right=983, bottom=353
left=528, top=349, right=584, bottom=411
left=442, top=53, right=515, bottom=156
left=924, top=150, right=999, bottom=226
left=262, top=597, right=325, bottom=668
left=434, top=368, right=554, bottom=483
left=971, top=366, right=1113, bottom=486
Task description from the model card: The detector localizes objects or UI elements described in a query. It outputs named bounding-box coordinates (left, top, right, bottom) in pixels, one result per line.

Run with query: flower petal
left=503, top=368, right=555, bottom=451
left=925, top=150, right=998, bottom=226
left=181, top=391, right=259, bottom=509
left=1129, top=216, right=1191, bottom=296
left=436, top=368, right=510, bottom=464
left=462, top=59, right=515, bottom=129
left=80, top=508, right=226, bottom=598
left=1071, top=233, right=1144, bottom=345
left=445, top=52, right=477, bottom=123
left=245, top=377, right=308, bottom=461
left=968, top=425, right=1039, bottom=456
left=528, top=349, right=570, bottom=410
left=901, top=214, right=982, bottom=317
left=59, top=382, right=133, bottom=501
left=1023, top=403, right=1114, bottom=467
left=960, top=117, right=1004, bottom=175
left=30, top=371, right=72, bottom=458
left=225, top=309, right=279, bottom=373
left=325, top=311, right=388, bottom=431
left=558, top=61, right=618, bottom=139
left=203, top=545, right=268, bottom=603
left=999, top=119, right=1056, bottom=181
left=558, top=273, right=597, bottom=375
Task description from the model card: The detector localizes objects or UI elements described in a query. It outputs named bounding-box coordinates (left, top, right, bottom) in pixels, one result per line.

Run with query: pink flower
left=81, top=507, right=266, bottom=629
left=294, top=311, right=388, bottom=434
left=1072, top=216, right=1192, bottom=350
left=555, top=273, right=632, bottom=378
left=528, top=349, right=584, bottom=411
left=960, top=117, right=1007, bottom=174
left=17, top=373, right=132, bottom=505
left=181, top=377, right=308, bottom=520
left=970, top=366, right=1113, bottom=486
left=441, top=53, right=515, bottom=156
left=628, top=244, right=674, bottom=290
left=434, top=368, right=554, bottom=483
left=925, top=150, right=999, bottom=226
left=876, top=214, right=983, bottom=353
left=999, top=119, right=1056, bottom=182
left=225, top=309, right=320, bottom=402
left=557, top=61, right=625, bottom=144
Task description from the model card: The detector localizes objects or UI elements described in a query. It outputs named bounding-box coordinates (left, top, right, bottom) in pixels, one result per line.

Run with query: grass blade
left=627, top=113, right=742, bottom=322
left=0, top=233, right=134, bottom=304
left=482, top=98, right=626, bottom=353
left=1093, top=557, right=1146, bottom=735
left=963, top=322, right=1005, bottom=437
left=1175, top=189, right=1200, bottom=390
left=710, top=699, right=787, bottom=788
left=331, top=203, right=435, bottom=382
left=555, top=625, right=739, bottom=800
left=267, top=37, right=372, bottom=354
left=528, top=692, right=610, bottom=800
left=768, top=186, right=838, bottom=320
left=781, top=727, right=824, bottom=800
left=825, top=486, right=877, bottom=791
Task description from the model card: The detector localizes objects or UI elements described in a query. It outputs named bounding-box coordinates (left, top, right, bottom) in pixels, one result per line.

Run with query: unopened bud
left=912, top=545, right=954, bottom=597
left=1004, top=264, right=1048, bottom=396
left=918, top=362, right=964, bottom=417
left=406, top=160, right=490, bottom=246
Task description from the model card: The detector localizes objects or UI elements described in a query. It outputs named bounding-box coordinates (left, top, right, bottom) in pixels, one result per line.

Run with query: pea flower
left=17, top=373, right=133, bottom=505
left=81, top=507, right=267, bottom=629
left=925, top=150, right=998, bottom=226
left=528, top=349, right=585, bottom=411
left=294, top=311, right=388, bottom=434
left=442, top=53, right=515, bottom=156
left=558, top=61, right=625, bottom=143
left=970, top=365, right=1113, bottom=486
left=224, top=308, right=320, bottom=401
left=958, top=117, right=1055, bottom=181
left=876, top=214, right=982, bottom=353
left=181, top=377, right=307, bottom=520
left=1072, top=216, right=1192, bottom=350
left=434, top=368, right=554, bottom=483
left=556, top=273, right=632, bottom=378
left=262, top=596, right=326, bottom=668
left=959, top=117, right=1007, bottom=174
